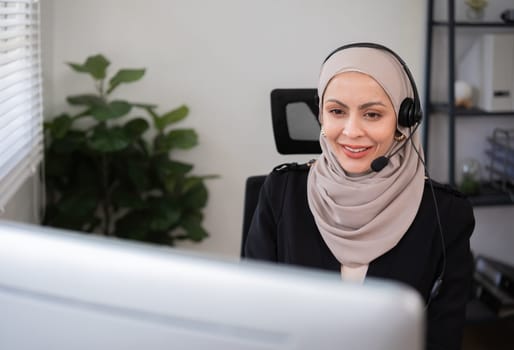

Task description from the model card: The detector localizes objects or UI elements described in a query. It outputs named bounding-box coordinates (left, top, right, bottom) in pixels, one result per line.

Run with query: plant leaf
left=66, top=94, right=104, bottom=107
left=123, top=118, right=149, bottom=140
left=49, top=130, right=86, bottom=154
left=74, top=154, right=102, bottom=188
left=152, top=158, right=193, bottom=192
left=167, top=160, right=194, bottom=174
left=88, top=127, right=131, bottom=152
left=107, top=69, right=146, bottom=94
left=44, top=151, right=72, bottom=178
left=68, top=54, right=110, bottom=80
left=57, top=190, right=99, bottom=219
left=115, top=211, right=150, bottom=240
left=177, top=176, right=218, bottom=195
left=155, top=105, right=189, bottom=131
left=132, top=102, right=158, bottom=109
left=126, top=158, right=150, bottom=191
left=44, top=205, right=99, bottom=232
left=181, top=181, right=208, bottom=209
left=180, top=214, right=208, bottom=242
left=163, top=176, right=177, bottom=193
left=154, top=158, right=193, bottom=178
left=147, top=197, right=181, bottom=231
left=89, top=100, right=132, bottom=121
left=182, top=176, right=204, bottom=194
left=112, top=188, right=146, bottom=209
left=166, top=129, right=198, bottom=149
left=154, top=134, right=173, bottom=153
left=49, top=114, right=73, bottom=139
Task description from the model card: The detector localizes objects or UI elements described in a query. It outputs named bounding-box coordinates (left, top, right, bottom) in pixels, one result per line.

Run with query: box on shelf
left=460, top=33, right=514, bottom=112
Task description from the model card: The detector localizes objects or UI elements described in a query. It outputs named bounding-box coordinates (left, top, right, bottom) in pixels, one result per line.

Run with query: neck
left=344, top=169, right=372, bottom=177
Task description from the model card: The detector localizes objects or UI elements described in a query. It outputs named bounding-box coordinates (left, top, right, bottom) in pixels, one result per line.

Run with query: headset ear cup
left=413, top=102, right=422, bottom=124
left=398, top=98, right=414, bottom=127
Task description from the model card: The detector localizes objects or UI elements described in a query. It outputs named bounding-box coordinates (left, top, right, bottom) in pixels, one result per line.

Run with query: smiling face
left=321, top=71, right=397, bottom=175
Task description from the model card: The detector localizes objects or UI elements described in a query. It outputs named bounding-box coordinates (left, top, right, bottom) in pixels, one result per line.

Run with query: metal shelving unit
left=423, top=0, right=514, bottom=206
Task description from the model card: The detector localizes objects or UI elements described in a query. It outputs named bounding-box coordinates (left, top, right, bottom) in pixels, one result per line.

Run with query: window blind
left=0, top=0, right=42, bottom=211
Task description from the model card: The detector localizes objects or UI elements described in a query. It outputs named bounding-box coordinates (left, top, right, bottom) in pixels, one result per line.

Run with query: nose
left=342, top=114, right=363, bottom=138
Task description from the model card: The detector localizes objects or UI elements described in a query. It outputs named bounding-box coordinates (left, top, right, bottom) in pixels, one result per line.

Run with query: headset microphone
left=370, top=122, right=421, bottom=172
left=370, top=156, right=389, bottom=172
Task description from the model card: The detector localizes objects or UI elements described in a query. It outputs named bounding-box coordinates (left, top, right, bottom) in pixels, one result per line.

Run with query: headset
left=321, top=42, right=445, bottom=307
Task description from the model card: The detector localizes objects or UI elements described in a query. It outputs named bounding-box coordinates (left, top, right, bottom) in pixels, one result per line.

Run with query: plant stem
left=101, top=154, right=111, bottom=235
left=97, top=75, right=110, bottom=235
left=97, top=78, right=105, bottom=97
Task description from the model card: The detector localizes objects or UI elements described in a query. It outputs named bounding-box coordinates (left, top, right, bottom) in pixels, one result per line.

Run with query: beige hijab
left=307, top=46, right=425, bottom=275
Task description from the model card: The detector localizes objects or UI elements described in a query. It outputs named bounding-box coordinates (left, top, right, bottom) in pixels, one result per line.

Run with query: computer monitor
left=0, top=221, right=424, bottom=350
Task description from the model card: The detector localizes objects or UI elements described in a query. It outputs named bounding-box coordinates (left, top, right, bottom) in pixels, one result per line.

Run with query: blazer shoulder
left=425, top=178, right=468, bottom=200
left=263, top=161, right=313, bottom=197
left=271, top=159, right=316, bottom=174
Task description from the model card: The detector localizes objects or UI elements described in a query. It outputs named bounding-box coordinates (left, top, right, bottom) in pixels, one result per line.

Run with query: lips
left=340, top=144, right=373, bottom=159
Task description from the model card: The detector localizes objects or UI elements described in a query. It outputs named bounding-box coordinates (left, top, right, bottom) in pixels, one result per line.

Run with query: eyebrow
left=324, top=99, right=387, bottom=110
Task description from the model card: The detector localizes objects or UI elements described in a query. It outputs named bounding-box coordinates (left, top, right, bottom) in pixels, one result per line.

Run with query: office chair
left=240, top=89, right=320, bottom=257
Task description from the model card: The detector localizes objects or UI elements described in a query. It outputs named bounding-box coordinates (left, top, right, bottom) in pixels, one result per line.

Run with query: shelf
left=467, top=183, right=514, bottom=206
left=432, top=21, right=514, bottom=28
left=430, top=103, right=514, bottom=117
left=424, top=0, right=514, bottom=197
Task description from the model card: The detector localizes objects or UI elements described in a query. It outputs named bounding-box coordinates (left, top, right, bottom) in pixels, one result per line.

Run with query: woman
left=245, top=43, right=475, bottom=350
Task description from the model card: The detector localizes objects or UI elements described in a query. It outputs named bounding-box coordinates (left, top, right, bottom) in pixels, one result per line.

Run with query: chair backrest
left=240, top=175, right=267, bottom=257
left=270, top=88, right=321, bottom=154
left=241, top=89, right=321, bottom=257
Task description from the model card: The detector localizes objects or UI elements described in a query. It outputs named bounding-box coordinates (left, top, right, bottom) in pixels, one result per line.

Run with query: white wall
left=37, top=0, right=513, bottom=264
left=40, top=0, right=426, bottom=257
left=0, top=175, right=40, bottom=224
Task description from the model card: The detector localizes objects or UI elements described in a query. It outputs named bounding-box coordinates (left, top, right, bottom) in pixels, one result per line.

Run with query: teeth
left=344, top=146, right=367, bottom=153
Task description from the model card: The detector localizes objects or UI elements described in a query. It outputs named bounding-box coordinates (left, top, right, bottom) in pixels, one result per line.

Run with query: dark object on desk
left=501, top=9, right=514, bottom=23
left=473, top=272, right=514, bottom=319
left=475, top=255, right=514, bottom=297
left=466, top=297, right=498, bottom=323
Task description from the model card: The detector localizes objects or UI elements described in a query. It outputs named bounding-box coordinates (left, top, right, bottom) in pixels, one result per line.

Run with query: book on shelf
left=475, top=255, right=514, bottom=297
left=473, top=272, right=514, bottom=318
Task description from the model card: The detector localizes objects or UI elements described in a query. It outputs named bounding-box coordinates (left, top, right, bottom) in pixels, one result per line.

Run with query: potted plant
left=43, top=54, right=215, bottom=245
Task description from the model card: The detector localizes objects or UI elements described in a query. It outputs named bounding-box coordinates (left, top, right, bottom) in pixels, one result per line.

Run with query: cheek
left=375, top=128, right=395, bottom=148
left=321, top=115, right=342, bottom=137
left=373, top=118, right=396, bottom=144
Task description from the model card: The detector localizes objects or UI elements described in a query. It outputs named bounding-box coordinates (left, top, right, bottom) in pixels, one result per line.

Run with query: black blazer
left=245, top=164, right=475, bottom=350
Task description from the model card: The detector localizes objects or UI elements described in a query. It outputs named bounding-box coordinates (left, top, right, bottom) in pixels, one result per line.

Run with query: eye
left=328, top=108, right=344, bottom=116
left=364, top=112, right=382, bottom=120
